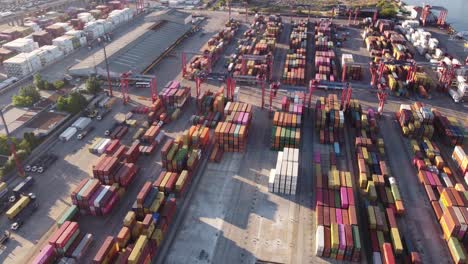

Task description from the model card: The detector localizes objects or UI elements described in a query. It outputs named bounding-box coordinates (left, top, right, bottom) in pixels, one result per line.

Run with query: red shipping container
left=56, top=222, right=79, bottom=249
left=49, top=221, right=71, bottom=247
left=93, top=236, right=115, bottom=264
left=386, top=208, right=397, bottom=228
left=382, top=243, right=395, bottom=264
left=137, top=182, right=152, bottom=205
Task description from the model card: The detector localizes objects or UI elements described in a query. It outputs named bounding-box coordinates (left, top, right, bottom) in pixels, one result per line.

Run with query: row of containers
left=362, top=20, right=436, bottom=97
left=184, top=22, right=238, bottom=80
left=314, top=19, right=338, bottom=82
left=228, top=15, right=280, bottom=81
left=268, top=148, right=299, bottom=195
left=396, top=102, right=464, bottom=146
left=270, top=95, right=303, bottom=150
left=31, top=129, right=150, bottom=263
left=397, top=20, right=467, bottom=100
left=397, top=102, right=468, bottom=263
left=89, top=125, right=212, bottom=263
left=192, top=88, right=225, bottom=128
left=282, top=20, right=307, bottom=85
left=31, top=80, right=196, bottom=263
left=268, top=94, right=305, bottom=196
left=346, top=100, right=423, bottom=263
left=2, top=5, right=134, bottom=78
left=315, top=94, right=344, bottom=145
left=213, top=102, right=252, bottom=153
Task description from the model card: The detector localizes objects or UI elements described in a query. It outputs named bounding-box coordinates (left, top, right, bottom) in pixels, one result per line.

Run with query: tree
left=85, top=76, right=101, bottom=94
left=18, top=85, right=41, bottom=103
left=54, top=80, right=65, bottom=90
left=18, top=139, right=31, bottom=154
left=57, top=92, right=88, bottom=114
left=380, top=7, right=397, bottom=18
left=12, top=95, right=33, bottom=107
left=34, top=74, right=45, bottom=90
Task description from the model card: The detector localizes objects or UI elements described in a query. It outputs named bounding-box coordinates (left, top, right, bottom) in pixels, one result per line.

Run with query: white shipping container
left=60, top=127, right=78, bottom=141
left=96, top=138, right=111, bottom=154
left=72, top=117, right=92, bottom=130
left=315, top=225, right=324, bottom=256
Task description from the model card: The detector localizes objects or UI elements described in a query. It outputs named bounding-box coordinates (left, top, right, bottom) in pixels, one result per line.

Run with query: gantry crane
left=120, top=72, right=158, bottom=104
left=421, top=5, right=448, bottom=27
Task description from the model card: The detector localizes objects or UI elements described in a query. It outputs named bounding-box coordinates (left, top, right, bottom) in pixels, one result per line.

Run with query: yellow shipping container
left=6, top=195, right=30, bottom=220
left=331, top=223, right=339, bottom=249
left=124, top=211, right=136, bottom=227
left=176, top=170, right=188, bottom=191
left=128, top=235, right=148, bottom=264
left=149, top=192, right=165, bottom=213
left=390, top=228, right=403, bottom=254
left=151, top=228, right=164, bottom=246
left=0, top=182, right=7, bottom=192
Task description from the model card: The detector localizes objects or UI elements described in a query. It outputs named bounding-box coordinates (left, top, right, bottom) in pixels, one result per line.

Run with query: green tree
left=18, top=85, right=41, bottom=103
left=54, top=80, right=65, bottom=90
left=34, top=74, right=45, bottom=90
left=12, top=95, right=33, bottom=107
left=85, top=76, right=101, bottom=94
left=380, top=7, right=397, bottom=18
left=57, top=92, right=88, bottom=114
left=18, top=139, right=31, bottom=154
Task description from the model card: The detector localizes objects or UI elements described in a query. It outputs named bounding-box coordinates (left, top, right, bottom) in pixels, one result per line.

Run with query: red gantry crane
left=120, top=72, right=158, bottom=104
left=421, top=5, right=448, bottom=27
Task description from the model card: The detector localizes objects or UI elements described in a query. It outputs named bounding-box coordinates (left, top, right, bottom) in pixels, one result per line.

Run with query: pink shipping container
left=31, top=244, right=56, bottom=264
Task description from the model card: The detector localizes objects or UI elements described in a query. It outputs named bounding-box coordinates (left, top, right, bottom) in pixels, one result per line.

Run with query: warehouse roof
left=69, top=11, right=191, bottom=77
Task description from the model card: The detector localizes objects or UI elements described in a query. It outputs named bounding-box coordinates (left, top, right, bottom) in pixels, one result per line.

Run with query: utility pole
left=0, top=109, right=25, bottom=177
left=100, top=37, right=113, bottom=97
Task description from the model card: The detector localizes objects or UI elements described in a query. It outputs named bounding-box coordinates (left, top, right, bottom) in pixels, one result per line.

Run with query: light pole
left=99, top=37, right=113, bottom=97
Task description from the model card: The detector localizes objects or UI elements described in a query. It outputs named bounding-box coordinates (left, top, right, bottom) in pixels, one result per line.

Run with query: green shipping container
left=448, top=237, right=466, bottom=263
left=57, top=205, right=78, bottom=227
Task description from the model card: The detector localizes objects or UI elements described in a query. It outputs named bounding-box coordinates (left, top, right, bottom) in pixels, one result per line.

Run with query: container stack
left=147, top=98, right=168, bottom=124
left=37, top=221, right=93, bottom=262
left=409, top=135, right=468, bottom=263
left=32, top=31, right=53, bottom=46
left=184, top=27, right=235, bottom=80
left=153, top=170, right=191, bottom=199
left=315, top=94, right=344, bottom=144
left=341, top=54, right=362, bottom=81
left=193, top=88, right=225, bottom=128
left=452, top=146, right=467, bottom=177
left=314, top=151, right=362, bottom=261
left=71, top=178, right=121, bottom=216
left=92, top=154, right=138, bottom=186
left=433, top=109, right=464, bottom=146
left=139, top=123, right=165, bottom=155
left=214, top=102, right=252, bottom=152
left=31, top=45, right=64, bottom=67
left=161, top=130, right=205, bottom=173
left=283, top=20, right=307, bottom=85
left=271, top=111, right=301, bottom=150
left=396, top=103, right=434, bottom=139
left=315, top=19, right=337, bottom=81
left=52, top=36, right=74, bottom=54
left=350, top=101, right=422, bottom=263
left=3, top=37, right=39, bottom=53
left=264, top=15, right=282, bottom=40
left=268, top=148, right=299, bottom=195
left=3, top=52, right=42, bottom=78
left=159, top=80, right=191, bottom=109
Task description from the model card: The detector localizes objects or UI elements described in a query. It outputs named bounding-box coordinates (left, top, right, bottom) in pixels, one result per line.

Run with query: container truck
left=12, top=176, right=34, bottom=200
left=6, top=193, right=35, bottom=220
left=10, top=193, right=38, bottom=231
left=59, top=127, right=78, bottom=141
left=77, top=126, right=95, bottom=140
left=96, top=108, right=110, bottom=120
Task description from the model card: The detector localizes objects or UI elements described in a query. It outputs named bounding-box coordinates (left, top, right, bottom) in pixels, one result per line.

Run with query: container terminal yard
left=0, top=0, right=465, bottom=264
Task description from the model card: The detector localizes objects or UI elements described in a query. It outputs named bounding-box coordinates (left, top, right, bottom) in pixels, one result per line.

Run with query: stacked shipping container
left=214, top=102, right=252, bottom=152
left=315, top=94, right=344, bottom=145
left=348, top=100, right=421, bottom=263
left=268, top=148, right=299, bottom=195
left=70, top=179, right=120, bottom=216
left=314, top=19, right=337, bottom=81
left=193, top=87, right=225, bottom=128
left=283, top=20, right=307, bottom=85
left=396, top=103, right=435, bottom=139
left=271, top=111, right=301, bottom=150
left=314, top=151, right=362, bottom=261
